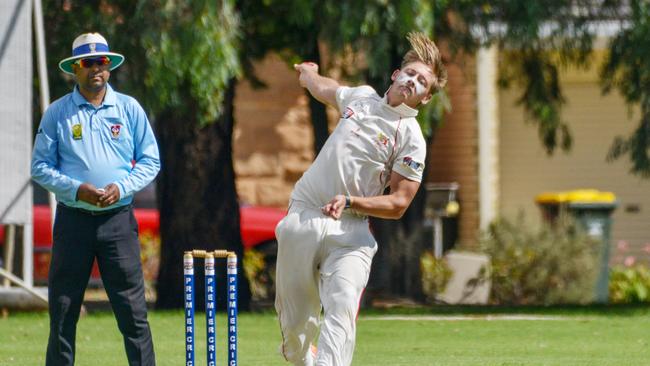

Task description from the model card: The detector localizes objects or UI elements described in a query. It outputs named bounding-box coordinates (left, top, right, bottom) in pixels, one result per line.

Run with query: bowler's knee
left=325, top=287, right=359, bottom=318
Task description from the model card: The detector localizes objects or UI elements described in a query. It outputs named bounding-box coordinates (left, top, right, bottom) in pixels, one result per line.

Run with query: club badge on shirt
left=402, top=156, right=424, bottom=173
left=72, top=124, right=82, bottom=140
left=376, top=132, right=389, bottom=148
left=110, top=124, right=121, bottom=139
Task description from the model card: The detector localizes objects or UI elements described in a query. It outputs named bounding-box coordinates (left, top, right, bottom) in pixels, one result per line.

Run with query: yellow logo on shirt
left=72, top=124, right=82, bottom=140
left=377, top=132, right=389, bottom=148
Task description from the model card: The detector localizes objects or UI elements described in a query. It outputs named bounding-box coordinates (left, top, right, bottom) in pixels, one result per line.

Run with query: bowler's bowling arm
left=350, top=172, right=420, bottom=220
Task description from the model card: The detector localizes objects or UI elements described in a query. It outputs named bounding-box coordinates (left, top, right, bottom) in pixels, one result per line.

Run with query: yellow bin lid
left=535, top=189, right=616, bottom=204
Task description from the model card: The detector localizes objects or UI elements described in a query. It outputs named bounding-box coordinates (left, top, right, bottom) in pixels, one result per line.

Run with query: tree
left=42, top=0, right=650, bottom=306
left=134, top=0, right=251, bottom=310
left=601, top=1, right=650, bottom=177
left=238, top=0, right=650, bottom=300
left=42, top=0, right=251, bottom=310
left=238, top=0, right=330, bottom=153
left=445, top=0, right=650, bottom=176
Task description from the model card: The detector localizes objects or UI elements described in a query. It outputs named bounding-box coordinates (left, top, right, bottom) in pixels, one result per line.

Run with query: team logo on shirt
left=402, top=156, right=424, bottom=173
left=376, top=132, right=389, bottom=148
left=110, top=124, right=121, bottom=139
left=72, top=124, right=82, bottom=140
left=342, top=107, right=354, bottom=119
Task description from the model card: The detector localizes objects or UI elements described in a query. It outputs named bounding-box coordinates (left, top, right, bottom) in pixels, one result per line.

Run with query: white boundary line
left=362, top=315, right=593, bottom=321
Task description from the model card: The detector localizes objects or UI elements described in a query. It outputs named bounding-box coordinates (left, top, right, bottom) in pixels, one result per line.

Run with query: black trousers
left=46, top=204, right=155, bottom=366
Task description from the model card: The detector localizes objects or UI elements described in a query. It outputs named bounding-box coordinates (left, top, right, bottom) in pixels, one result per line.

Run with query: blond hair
left=401, top=32, right=447, bottom=92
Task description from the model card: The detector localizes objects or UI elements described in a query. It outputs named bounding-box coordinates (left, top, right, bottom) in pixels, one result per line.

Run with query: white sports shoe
left=276, top=343, right=318, bottom=366
left=305, top=344, right=317, bottom=366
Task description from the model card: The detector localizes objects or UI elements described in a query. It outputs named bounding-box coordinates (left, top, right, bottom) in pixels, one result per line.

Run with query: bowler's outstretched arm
left=294, top=62, right=340, bottom=109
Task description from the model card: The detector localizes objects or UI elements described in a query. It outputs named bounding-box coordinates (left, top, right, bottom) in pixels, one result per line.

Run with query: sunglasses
left=75, top=56, right=111, bottom=68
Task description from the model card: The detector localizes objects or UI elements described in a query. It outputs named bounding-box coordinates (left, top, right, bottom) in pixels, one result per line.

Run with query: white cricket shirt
left=291, top=85, right=427, bottom=208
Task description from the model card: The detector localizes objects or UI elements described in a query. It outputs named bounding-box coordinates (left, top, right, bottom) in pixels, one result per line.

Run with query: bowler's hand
left=98, top=183, right=121, bottom=208
left=76, top=183, right=104, bottom=206
left=321, top=194, right=346, bottom=220
left=293, top=62, right=319, bottom=87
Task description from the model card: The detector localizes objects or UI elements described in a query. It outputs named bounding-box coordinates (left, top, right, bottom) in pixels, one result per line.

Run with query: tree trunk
left=309, top=93, right=329, bottom=154
left=367, top=184, right=428, bottom=303
left=304, top=34, right=329, bottom=154
left=365, top=44, right=432, bottom=303
left=155, top=80, right=251, bottom=310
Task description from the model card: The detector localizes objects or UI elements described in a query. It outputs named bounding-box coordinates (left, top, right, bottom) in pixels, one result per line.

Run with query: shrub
left=243, top=248, right=273, bottom=301
left=139, top=230, right=161, bottom=301
left=609, top=265, right=650, bottom=303
left=420, top=250, right=453, bottom=303
left=479, top=213, right=598, bottom=305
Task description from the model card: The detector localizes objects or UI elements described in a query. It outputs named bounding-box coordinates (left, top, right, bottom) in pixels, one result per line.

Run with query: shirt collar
left=72, top=83, right=116, bottom=107
left=382, top=94, right=419, bottom=118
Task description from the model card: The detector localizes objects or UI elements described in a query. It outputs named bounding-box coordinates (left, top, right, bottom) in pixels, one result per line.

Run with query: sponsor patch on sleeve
left=342, top=107, right=355, bottom=119
left=402, top=156, right=424, bottom=173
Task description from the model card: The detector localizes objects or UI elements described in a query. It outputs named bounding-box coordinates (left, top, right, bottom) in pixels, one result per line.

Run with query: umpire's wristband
left=344, top=195, right=351, bottom=209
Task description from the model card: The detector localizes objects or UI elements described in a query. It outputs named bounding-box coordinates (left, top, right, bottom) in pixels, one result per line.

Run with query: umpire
left=31, top=33, right=159, bottom=366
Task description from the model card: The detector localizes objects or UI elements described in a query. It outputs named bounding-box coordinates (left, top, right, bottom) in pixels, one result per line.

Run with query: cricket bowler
left=274, top=32, right=448, bottom=366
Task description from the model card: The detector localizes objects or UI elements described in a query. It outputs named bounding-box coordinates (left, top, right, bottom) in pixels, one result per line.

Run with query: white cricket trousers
left=275, top=201, right=377, bottom=366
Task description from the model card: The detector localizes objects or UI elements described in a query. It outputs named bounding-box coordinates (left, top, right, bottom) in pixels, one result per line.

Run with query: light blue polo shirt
left=31, top=84, right=160, bottom=211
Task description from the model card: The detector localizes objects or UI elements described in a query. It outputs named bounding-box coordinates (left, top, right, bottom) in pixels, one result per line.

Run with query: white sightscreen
left=0, top=0, right=33, bottom=225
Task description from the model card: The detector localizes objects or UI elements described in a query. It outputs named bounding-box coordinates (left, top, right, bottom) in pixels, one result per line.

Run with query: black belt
left=58, top=203, right=131, bottom=216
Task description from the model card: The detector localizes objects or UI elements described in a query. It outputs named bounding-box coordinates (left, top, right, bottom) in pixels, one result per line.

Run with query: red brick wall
left=427, top=55, right=480, bottom=249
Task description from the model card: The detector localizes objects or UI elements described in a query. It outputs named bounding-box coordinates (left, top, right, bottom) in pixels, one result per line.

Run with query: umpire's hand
left=76, top=183, right=105, bottom=207
left=98, top=183, right=121, bottom=208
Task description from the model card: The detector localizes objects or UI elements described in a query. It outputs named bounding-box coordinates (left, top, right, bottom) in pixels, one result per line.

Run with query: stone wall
left=234, top=53, right=481, bottom=250
left=233, top=54, right=314, bottom=208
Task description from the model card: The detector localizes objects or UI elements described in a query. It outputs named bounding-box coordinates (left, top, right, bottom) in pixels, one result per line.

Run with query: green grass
left=2, top=306, right=650, bottom=365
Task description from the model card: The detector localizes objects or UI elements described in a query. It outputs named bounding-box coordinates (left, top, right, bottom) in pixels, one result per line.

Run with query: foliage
left=42, top=1, right=247, bottom=311
left=609, top=265, right=650, bottom=303
left=435, top=0, right=650, bottom=175
left=419, top=250, right=453, bottom=303
left=38, top=0, right=650, bottom=308
left=42, top=1, right=240, bottom=126
left=139, top=231, right=161, bottom=302
left=243, top=249, right=275, bottom=302
left=441, top=0, right=600, bottom=154
left=320, top=0, right=434, bottom=83
left=601, top=0, right=650, bottom=177
left=322, top=0, right=448, bottom=136
left=139, top=0, right=240, bottom=126
left=239, top=0, right=451, bottom=139
left=241, top=0, right=650, bottom=172
left=479, top=214, right=599, bottom=305
left=41, top=1, right=134, bottom=99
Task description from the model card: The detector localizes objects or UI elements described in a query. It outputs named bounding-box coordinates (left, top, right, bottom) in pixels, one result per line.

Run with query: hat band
left=72, top=42, right=109, bottom=56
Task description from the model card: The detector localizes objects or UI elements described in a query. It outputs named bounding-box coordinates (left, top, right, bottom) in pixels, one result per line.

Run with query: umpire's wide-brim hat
left=58, top=33, right=125, bottom=75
